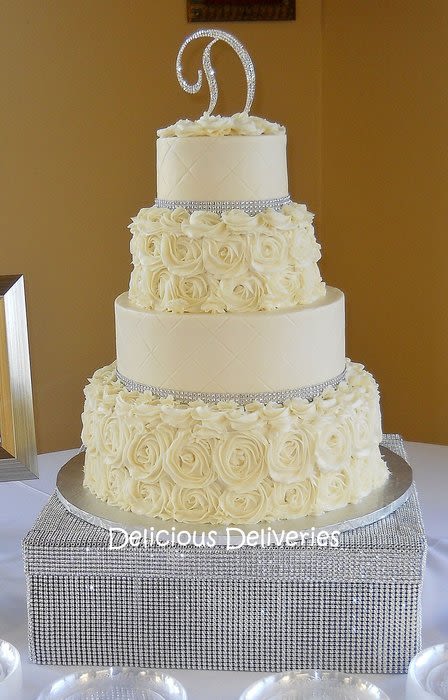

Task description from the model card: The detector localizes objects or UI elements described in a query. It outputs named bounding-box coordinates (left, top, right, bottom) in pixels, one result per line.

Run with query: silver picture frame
left=0, top=275, right=38, bottom=481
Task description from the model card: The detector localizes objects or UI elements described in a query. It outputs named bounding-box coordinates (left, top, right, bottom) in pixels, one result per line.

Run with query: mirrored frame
left=0, top=275, right=37, bottom=481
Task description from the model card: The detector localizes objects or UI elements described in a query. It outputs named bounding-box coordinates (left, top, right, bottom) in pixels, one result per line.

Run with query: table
left=1, top=442, right=447, bottom=699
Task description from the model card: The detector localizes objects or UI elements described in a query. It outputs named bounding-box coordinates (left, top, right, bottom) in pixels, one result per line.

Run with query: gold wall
left=1, top=1, right=446, bottom=451
left=322, top=1, right=448, bottom=445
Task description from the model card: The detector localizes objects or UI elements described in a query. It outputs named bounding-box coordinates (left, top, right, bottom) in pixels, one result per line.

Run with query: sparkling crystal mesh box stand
left=23, top=436, right=425, bottom=673
left=23, top=31, right=426, bottom=673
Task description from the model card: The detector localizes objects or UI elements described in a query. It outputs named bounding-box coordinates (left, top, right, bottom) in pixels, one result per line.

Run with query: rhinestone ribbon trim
left=116, top=367, right=347, bottom=406
left=154, top=195, right=291, bottom=215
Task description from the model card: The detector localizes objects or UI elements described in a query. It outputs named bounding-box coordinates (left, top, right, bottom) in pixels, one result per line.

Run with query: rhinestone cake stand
left=55, top=445, right=413, bottom=544
left=25, top=436, right=425, bottom=672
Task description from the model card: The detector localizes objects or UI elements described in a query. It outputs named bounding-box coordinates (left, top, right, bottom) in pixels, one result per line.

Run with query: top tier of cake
left=156, top=113, right=288, bottom=204
left=122, top=114, right=341, bottom=393
left=128, top=114, right=326, bottom=314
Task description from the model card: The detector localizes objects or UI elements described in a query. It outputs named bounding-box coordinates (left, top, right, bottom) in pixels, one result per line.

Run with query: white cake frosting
left=157, top=113, right=285, bottom=138
left=115, top=287, right=345, bottom=394
left=128, top=202, right=325, bottom=313
left=82, top=361, right=388, bottom=524
left=81, top=108, right=388, bottom=524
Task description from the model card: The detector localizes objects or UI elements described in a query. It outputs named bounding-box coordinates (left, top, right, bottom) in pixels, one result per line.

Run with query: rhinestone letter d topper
left=175, top=29, right=255, bottom=116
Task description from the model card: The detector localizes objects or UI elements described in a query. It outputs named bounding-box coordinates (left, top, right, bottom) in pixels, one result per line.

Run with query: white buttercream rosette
left=219, top=481, right=270, bottom=524
left=271, top=480, right=317, bottom=520
left=165, top=432, right=216, bottom=488
left=126, top=476, right=173, bottom=518
left=267, top=427, right=315, bottom=483
left=125, top=424, right=175, bottom=483
left=215, top=431, right=267, bottom=491
left=171, top=483, right=222, bottom=523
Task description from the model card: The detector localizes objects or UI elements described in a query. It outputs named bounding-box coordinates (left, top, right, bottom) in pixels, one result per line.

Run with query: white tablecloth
left=0, top=442, right=447, bottom=700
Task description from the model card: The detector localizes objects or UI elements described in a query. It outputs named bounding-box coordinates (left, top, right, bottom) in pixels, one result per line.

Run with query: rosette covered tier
left=81, top=31, right=388, bottom=524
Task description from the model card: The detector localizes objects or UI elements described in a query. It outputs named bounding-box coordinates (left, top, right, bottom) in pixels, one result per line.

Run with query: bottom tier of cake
left=81, top=360, right=388, bottom=524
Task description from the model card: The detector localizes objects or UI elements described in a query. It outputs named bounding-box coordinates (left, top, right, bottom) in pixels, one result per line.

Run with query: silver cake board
left=55, top=445, right=413, bottom=545
left=23, top=435, right=427, bottom=674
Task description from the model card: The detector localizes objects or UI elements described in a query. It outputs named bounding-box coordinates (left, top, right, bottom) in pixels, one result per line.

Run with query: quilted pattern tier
left=156, top=134, right=288, bottom=202
left=115, top=288, right=345, bottom=394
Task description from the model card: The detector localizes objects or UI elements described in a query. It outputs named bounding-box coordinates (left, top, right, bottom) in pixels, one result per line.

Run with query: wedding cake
left=81, top=30, right=388, bottom=525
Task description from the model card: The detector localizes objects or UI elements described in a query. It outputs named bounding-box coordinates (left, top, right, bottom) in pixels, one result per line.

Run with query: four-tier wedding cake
left=81, top=30, right=388, bottom=525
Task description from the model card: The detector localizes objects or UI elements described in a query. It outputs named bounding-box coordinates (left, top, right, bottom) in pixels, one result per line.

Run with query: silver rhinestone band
left=154, top=195, right=291, bottom=216
left=116, top=367, right=347, bottom=406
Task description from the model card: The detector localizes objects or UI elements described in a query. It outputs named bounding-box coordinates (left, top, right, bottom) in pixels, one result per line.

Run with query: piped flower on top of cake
left=157, top=112, right=285, bottom=138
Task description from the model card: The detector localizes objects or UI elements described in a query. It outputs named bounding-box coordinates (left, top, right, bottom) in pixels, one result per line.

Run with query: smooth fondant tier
left=81, top=361, right=388, bottom=525
left=157, top=134, right=288, bottom=202
left=128, top=203, right=325, bottom=313
left=115, top=287, right=345, bottom=394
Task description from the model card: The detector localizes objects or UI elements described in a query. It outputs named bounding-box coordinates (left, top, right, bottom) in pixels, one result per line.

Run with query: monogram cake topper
left=175, top=29, right=256, bottom=116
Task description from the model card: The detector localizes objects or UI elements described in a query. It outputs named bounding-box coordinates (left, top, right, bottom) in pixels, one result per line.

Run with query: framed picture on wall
left=0, top=275, right=38, bottom=481
left=187, top=0, right=296, bottom=22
